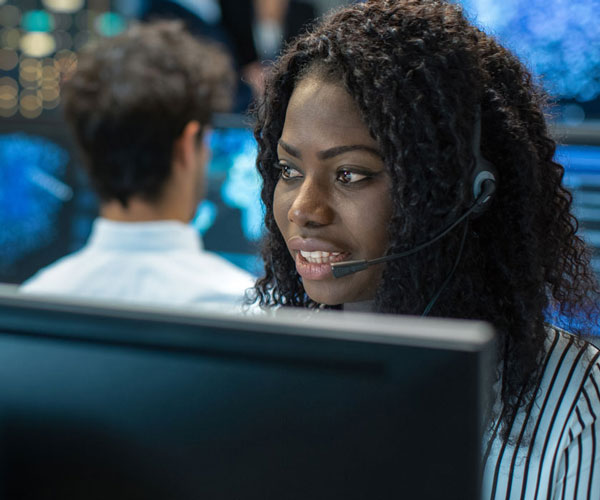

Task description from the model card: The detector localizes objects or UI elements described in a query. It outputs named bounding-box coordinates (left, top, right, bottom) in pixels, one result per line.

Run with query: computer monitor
left=191, top=113, right=264, bottom=275
left=0, top=287, right=495, bottom=500
left=459, top=0, right=600, bottom=121
left=0, top=116, right=96, bottom=284
left=558, top=144, right=600, bottom=276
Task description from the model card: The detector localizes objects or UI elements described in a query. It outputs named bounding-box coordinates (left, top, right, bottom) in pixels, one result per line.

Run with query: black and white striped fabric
left=482, top=328, right=600, bottom=500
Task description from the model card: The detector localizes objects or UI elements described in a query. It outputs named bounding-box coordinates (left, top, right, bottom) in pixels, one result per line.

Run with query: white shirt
left=482, top=327, right=600, bottom=500
left=20, top=218, right=255, bottom=313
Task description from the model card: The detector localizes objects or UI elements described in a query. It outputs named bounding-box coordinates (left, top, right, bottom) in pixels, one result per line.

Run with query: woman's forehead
left=280, top=77, right=378, bottom=147
left=287, top=77, right=359, bottom=122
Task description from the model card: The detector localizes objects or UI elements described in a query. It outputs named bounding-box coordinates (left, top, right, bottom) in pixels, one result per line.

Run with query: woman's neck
left=343, top=300, right=375, bottom=313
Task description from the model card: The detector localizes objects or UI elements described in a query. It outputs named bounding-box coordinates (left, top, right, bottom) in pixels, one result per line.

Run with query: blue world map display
left=192, top=127, right=263, bottom=242
left=459, top=0, right=600, bottom=102
left=192, top=127, right=264, bottom=275
left=0, top=133, right=73, bottom=271
left=219, top=135, right=264, bottom=242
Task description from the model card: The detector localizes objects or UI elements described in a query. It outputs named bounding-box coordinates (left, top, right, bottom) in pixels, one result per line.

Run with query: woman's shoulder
left=538, top=325, right=600, bottom=414
left=544, top=325, right=600, bottom=371
left=483, top=327, right=599, bottom=500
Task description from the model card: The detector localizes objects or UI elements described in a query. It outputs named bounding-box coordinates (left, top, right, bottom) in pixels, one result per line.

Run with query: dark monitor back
left=0, top=289, right=495, bottom=500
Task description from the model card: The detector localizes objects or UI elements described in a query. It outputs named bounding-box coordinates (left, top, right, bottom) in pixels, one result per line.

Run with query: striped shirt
left=482, top=327, right=600, bottom=500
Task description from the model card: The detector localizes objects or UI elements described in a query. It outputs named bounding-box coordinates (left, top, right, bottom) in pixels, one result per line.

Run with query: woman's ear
left=172, top=120, right=201, bottom=173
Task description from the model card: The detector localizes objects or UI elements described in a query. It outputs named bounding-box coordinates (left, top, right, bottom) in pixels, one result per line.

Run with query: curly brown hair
left=62, top=20, right=234, bottom=206
left=250, top=0, right=600, bottom=440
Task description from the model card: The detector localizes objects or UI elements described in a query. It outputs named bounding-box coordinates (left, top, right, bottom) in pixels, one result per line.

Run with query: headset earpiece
left=470, top=112, right=498, bottom=215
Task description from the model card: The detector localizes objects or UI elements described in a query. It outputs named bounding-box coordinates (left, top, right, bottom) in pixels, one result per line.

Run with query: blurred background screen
left=458, top=0, right=600, bottom=122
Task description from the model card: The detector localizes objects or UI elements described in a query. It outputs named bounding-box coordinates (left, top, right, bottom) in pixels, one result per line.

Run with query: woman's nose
left=287, top=178, right=335, bottom=228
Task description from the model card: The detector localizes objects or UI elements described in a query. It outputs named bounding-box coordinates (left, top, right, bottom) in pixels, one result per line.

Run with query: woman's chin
left=303, top=281, right=374, bottom=307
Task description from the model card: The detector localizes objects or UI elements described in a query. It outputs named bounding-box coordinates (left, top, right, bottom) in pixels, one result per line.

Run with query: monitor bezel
left=0, top=285, right=494, bottom=355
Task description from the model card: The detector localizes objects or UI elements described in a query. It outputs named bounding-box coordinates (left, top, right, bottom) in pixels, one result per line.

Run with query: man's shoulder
left=175, top=248, right=252, bottom=276
left=20, top=249, right=90, bottom=293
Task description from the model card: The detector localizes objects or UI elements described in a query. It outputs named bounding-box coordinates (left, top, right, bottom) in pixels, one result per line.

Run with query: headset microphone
left=331, top=112, right=497, bottom=280
left=330, top=178, right=494, bottom=278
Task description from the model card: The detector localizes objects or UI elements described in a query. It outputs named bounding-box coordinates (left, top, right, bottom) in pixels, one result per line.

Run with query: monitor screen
left=558, top=144, right=600, bottom=276
left=191, top=115, right=264, bottom=275
left=0, top=117, right=96, bottom=284
left=457, top=0, right=600, bottom=122
left=0, top=288, right=494, bottom=500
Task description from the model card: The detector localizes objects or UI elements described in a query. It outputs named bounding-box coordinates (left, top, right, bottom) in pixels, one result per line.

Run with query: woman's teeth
left=299, top=250, right=342, bottom=264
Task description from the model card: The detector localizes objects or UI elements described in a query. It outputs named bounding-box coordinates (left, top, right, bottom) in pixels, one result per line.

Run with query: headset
left=330, top=112, right=498, bottom=315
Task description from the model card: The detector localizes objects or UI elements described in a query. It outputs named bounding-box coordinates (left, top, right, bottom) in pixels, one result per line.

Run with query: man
left=21, top=21, right=254, bottom=311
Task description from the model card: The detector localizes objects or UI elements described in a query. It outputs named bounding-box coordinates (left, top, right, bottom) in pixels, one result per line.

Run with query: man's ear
left=173, top=120, right=201, bottom=172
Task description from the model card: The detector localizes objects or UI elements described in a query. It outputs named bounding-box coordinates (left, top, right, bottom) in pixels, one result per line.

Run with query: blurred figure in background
left=220, top=0, right=317, bottom=99
left=21, top=21, right=254, bottom=311
left=144, top=0, right=317, bottom=110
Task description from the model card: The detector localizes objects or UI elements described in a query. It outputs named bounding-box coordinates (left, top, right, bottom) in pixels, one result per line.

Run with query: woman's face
left=273, top=76, right=393, bottom=305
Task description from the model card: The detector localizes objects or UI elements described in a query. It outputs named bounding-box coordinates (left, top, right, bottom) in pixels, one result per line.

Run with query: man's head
left=62, top=21, right=234, bottom=214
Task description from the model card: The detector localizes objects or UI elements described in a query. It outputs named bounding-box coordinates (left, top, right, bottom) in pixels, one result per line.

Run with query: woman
left=250, top=0, right=600, bottom=498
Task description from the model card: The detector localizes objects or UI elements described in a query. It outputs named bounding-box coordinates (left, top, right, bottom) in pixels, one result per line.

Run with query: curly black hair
left=250, top=0, right=600, bottom=441
left=62, top=20, right=234, bottom=207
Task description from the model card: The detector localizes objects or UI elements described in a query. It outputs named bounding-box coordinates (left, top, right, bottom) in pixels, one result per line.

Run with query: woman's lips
left=294, top=251, right=348, bottom=280
left=298, top=250, right=344, bottom=264
left=287, top=237, right=351, bottom=280
left=287, top=236, right=345, bottom=253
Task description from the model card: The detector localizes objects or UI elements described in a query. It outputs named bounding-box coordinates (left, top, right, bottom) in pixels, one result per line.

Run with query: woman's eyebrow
left=278, top=140, right=301, bottom=158
left=318, top=145, right=382, bottom=160
left=278, top=140, right=382, bottom=160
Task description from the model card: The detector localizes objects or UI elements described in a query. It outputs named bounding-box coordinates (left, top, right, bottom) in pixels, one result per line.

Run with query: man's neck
left=100, top=198, right=189, bottom=223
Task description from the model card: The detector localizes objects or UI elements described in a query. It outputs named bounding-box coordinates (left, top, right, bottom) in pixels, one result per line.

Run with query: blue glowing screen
left=192, top=127, right=264, bottom=275
left=0, top=133, right=70, bottom=269
left=459, top=0, right=600, bottom=102
left=558, top=145, right=600, bottom=271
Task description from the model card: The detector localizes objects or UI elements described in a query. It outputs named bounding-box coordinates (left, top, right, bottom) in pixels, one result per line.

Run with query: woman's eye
left=337, top=169, right=368, bottom=184
left=278, top=163, right=302, bottom=180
